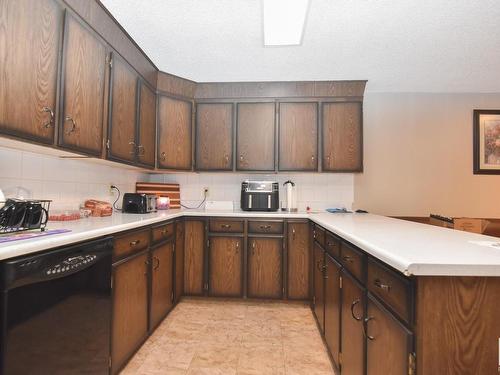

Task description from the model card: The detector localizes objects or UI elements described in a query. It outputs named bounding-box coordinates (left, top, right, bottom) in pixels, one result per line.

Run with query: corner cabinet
left=0, top=0, right=62, bottom=144
left=59, top=13, right=107, bottom=156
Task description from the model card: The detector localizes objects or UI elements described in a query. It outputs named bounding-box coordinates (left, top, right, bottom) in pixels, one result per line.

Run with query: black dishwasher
left=0, top=237, right=113, bottom=375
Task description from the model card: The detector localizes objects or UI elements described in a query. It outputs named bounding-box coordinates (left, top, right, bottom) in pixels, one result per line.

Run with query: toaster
left=122, top=193, right=157, bottom=214
left=241, top=181, right=279, bottom=211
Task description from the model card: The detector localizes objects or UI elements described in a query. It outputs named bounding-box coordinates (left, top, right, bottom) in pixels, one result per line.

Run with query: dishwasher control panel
left=45, top=254, right=98, bottom=275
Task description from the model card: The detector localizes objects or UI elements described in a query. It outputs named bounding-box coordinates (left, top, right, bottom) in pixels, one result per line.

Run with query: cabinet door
left=150, top=242, right=174, bottom=329
left=324, top=254, right=341, bottom=367
left=322, top=102, right=362, bottom=171
left=236, top=102, right=275, bottom=171
left=157, top=95, right=192, bottom=170
left=208, top=237, right=243, bottom=297
left=174, top=220, right=185, bottom=303
left=107, top=53, right=138, bottom=163
left=112, top=252, right=148, bottom=373
left=278, top=102, right=318, bottom=171
left=366, top=295, right=413, bottom=375
left=195, top=103, right=233, bottom=170
left=137, top=81, right=156, bottom=168
left=341, top=271, right=365, bottom=375
left=184, top=220, right=205, bottom=295
left=0, top=0, right=62, bottom=144
left=287, top=222, right=310, bottom=299
left=247, top=238, right=283, bottom=299
left=313, top=243, right=325, bottom=331
left=59, top=14, right=106, bottom=156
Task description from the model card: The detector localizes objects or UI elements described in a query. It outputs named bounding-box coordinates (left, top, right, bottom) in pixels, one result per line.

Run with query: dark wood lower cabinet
left=340, top=270, right=365, bottom=375
left=324, top=254, right=341, bottom=367
left=287, top=222, right=310, bottom=299
left=208, top=236, right=243, bottom=297
left=112, top=252, right=148, bottom=374
left=174, top=220, right=185, bottom=303
left=313, top=243, right=325, bottom=332
left=184, top=220, right=205, bottom=295
left=366, top=294, right=413, bottom=375
left=150, top=242, right=174, bottom=329
left=247, top=237, right=283, bottom=299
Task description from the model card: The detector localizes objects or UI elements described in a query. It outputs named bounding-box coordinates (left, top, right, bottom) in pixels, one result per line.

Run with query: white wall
left=355, top=92, right=500, bottom=218
left=0, top=147, right=147, bottom=210
left=150, top=173, right=355, bottom=211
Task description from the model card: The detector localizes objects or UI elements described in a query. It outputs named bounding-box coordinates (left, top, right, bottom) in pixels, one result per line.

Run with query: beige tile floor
left=121, top=298, right=335, bottom=375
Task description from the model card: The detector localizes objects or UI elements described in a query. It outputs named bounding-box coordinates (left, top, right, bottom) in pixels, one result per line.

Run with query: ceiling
left=100, top=0, right=500, bottom=93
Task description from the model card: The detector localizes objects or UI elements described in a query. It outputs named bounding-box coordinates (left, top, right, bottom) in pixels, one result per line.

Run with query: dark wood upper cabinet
left=208, top=236, right=243, bottom=297
left=366, top=295, right=413, bottom=375
left=247, top=237, right=283, bottom=299
left=313, top=242, right=325, bottom=332
left=0, top=0, right=62, bottom=144
left=236, top=102, right=275, bottom=171
left=157, top=95, right=192, bottom=170
left=287, top=222, right=310, bottom=300
left=279, top=102, right=318, bottom=171
left=183, top=220, right=205, bottom=296
left=195, top=103, right=233, bottom=170
left=107, top=53, right=138, bottom=163
left=59, top=13, right=107, bottom=156
left=137, top=81, right=156, bottom=168
left=322, top=102, right=363, bottom=171
left=150, top=242, right=174, bottom=329
left=111, top=252, right=148, bottom=374
left=324, top=254, right=341, bottom=368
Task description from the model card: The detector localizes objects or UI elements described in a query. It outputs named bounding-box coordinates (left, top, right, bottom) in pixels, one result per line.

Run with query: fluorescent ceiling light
left=263, top=0, right=310, bottom=46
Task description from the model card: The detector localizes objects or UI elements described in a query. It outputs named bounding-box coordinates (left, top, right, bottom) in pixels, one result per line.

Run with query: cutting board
left=136, top=182, right=181, bottom=208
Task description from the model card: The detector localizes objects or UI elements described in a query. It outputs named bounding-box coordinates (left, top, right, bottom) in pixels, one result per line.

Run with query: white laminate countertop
left=0, top=209, right=499, bottom=277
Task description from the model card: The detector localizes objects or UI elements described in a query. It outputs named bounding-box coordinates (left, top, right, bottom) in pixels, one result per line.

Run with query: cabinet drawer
left=209, top=219, right=244, bottom=233
left=248, top=220, right=283, bottom=234
left=313, top=225, right=326, bottom=247
left=325, top=232, right=340, bottom=259
left=152, top=222, right=174, bottom=243
left=367, top=258, right=412, bottom=323
left=340, top=242, right=364, bottom=281
left=114, top=229, right=150, bottom=259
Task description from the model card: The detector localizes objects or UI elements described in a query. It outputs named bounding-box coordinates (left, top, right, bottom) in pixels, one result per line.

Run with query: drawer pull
left=161, top=228, right=169, bottom=236
left=374, top=279, right=391, bottom=292
left=363, top=316, right=375, bottom=340
left=292, top=228, right=296, bottom=239
left=129, top=239, right=141, bottom=247
left=327, top=241, right=335, bottom=247
left=342, top=255, right=354, bottom=263
left=221, top=224, right=232, bottom=229
left=259, top=225, right=272, bottom=230
left=350, top=299, right=362, bottom=321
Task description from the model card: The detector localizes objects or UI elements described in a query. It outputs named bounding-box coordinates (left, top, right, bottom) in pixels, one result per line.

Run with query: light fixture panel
left=263, top=0, right=310, bottom=46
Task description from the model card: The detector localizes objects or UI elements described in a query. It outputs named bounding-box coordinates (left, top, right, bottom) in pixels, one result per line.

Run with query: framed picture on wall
left=473, top=109, right=500, bottom=174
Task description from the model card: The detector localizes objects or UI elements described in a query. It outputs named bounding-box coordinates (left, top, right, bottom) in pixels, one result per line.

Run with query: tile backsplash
left=0, top=147, right=147, bottom=210
left=150, top=173, right=355, bottom=211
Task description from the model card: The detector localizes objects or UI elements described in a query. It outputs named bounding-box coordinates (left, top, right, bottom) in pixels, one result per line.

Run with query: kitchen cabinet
left=324, top=253, right=341, bottom=367
left=59, top=13, right=107, bottom=156
left=137, top=80, right=156, bottom=167
left=247, top=238, right=283, bottom=299
left=366, top=294, right=413, bottom=375
left=287, top=221, right=310, bottom=299
left=184, top=220, right=205, bottom=295
left=278, top=102, right=318, bottom=171
left=150, top=242, right=174, bottom=329
left=112, top=252, right=149, bottom=374
left=341, top=270, right=365, bottom=375
left=236, top=102, right=276, bottom=171
left=195, top=103, right=233, bottom=170
left=322, top=102, right=363, bottom=172
left=313, top=242, right=325, bottom=332
left=157, top=95, right=192, bottom=170
left=0, top=0, right=62, bottom=144
left=174, top=220, right=185, bottom=303
left=208, top=236, right=243, bottom=297
left=107, top=52, right=138, bottom=163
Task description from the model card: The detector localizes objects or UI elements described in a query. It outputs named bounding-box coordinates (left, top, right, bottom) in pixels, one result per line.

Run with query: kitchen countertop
left=0, top=209, right=499, bottom=277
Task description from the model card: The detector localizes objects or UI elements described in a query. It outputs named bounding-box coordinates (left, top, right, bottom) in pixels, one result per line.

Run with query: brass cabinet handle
left=144, top=259, right=149, bottom=275
left=221, top=224, right=232, bottom=229
left=235, top=241, right=239, bottom=253
left=129, top=239, right=140, bottom=247
left=42, top=106, right=54, bottom=128
left=350, top=299, right=362, bottom=321
left=259, top=224, right=272, bottom=230
left=153, top=256, right=160, bottom=271
left=137, top=145, right=145, bottom=156
left=363, top=316, right=375, bottom=340
left=316, top=260, right=323, bottom=271
left=311, top=155, right=315, bottom=161
left=128, top=141, right=136, bottom=155
left=161, top=228, right=169, bottom=236
left=374, top=279, right=391, bottom=292
left=64, top=115, right=76, bottom=135
left=160, top=151, right=166, bottom=161
left=292, top=227, right=296, bottom=239
left=342, top=255, right=354, bottom=263
left=239, top=154, right=244, bottom=161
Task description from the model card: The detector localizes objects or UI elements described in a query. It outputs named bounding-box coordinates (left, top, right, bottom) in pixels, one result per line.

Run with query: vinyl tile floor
left=121, top=298, right=335, bottom=375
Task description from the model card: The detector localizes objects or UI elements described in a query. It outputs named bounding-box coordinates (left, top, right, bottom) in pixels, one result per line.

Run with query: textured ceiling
left=100, top=0, right=500, bottom=92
